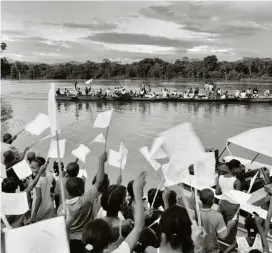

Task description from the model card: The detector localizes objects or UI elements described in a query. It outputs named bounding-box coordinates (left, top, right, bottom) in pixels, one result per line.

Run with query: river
left=1, top=79, right=272, bottom=189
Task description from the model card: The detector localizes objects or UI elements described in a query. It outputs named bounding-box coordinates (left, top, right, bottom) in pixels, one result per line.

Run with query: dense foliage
left=1, top=43, right=272, bottom=80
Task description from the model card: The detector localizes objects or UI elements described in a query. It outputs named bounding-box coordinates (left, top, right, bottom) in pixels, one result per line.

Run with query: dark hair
left=82, top=219, right=112, bottom=252
left=36, top=157, right=46, bottom=166
left=3, top=133, right=12, bottom=144
left=92, top=174, right=109, bottom=193
left=248, top=250, right=262, bottom=253
left=133, top=228, right=159, bottom=253
left=27, top=152, right=36, bottom=163
left=160, top=206, right=193, bottom=252
left=200, top=188, right=214, bottom=207
left=127, top=180, right=134, bottom=204
left=101, top=184, right=126, bottom=217
left=66, top=177, right=85, bottom=197
left=31, top=157, right=43, bottom=167
left=245, top=214, right=262, bottom=238
left=66, top=162, right=79, bottom=177
left=53, top=161, right=64, bottom=176
left=227, top=159, right=241, bottom=171
left=168, top=190, right=177, bottom=207
left=148, top=189, right=162, bottom=209
left=3, top=150, right=15, bottom=165
left=1, top=177, right=18, bottom=193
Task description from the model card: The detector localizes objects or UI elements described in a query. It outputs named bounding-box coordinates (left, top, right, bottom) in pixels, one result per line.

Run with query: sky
left=1, top=1, right=272, bottom=64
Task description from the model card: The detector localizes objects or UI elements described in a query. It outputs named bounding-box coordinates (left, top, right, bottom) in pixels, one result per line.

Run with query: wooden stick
left=1, top=214, right=12, bottom=229
left=104, top=126, right=110, bottom=151
left=5, top=128, right=25, bottom=143
left=56, top=131, right=66, bottom=212
left=194, top=187, right=201, bottom=227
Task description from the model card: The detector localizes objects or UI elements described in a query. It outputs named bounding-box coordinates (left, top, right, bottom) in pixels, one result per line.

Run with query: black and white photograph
left=1, top=1, right=272, bottom=253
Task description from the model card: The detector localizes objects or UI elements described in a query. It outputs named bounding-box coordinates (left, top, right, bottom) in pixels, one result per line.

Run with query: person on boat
left=204, top=82, right=209, bottom=97
left=139, top=88, right=145, bottom=98
left=172, top=90, right=178, bottom=98
left=199, top=188, right=237, bottom=253
left=264, top=90, right=270, bottom=98
left=85, top=87, right=89, bottom=96
left=216, top=88, right=222, bottom=98
left=209, top=83, right=214, bottom=92
left=64, top=88, right=68, bottom=96
left=77, top=88, right=82, bottom=96
left=121, top=87, right=126, bottom=95
left=253, top=88, right=259, bottom=98
left=240, top=90, right=246, bottom=99
left=224, top=193, right=272, bottom=253
left=246, top=89, right=251, bottom=98
left=194, top=88, right=199, bottom=98
left=56, top=88, right=61, bottom=96
left=216, top=159, right=244, bottom=245
left=106, top=88, right=111, bottom=97
left=235, top=90, right=240, bottom=98
left=97, top=88, right=103, bottom=97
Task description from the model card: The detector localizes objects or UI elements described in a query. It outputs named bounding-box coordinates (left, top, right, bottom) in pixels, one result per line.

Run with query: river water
left=1, top=80, right=272, bottom=189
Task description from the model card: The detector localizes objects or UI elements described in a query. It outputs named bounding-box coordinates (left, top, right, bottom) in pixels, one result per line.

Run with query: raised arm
left=162, top=187, right=170, bottom=210
left=94, top=151, right=107, bottom=190
left=123, top=172, right=146, bottom=250
left=264, top=193, right=272, bottom=235
left=215, top=172, right=222, bottom=195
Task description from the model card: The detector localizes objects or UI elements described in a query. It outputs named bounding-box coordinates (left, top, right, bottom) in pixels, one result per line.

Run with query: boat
left=180, top=126, right=272, bottom=251
left=56, top=95, right=272, bottom=103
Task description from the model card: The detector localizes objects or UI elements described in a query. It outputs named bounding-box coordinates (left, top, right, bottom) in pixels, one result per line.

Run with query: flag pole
left=104, top=126, right=110, bottom=151
left=5, top=128, right=25, bottom=143
left=179, top=183, right=194, bottom=224
left=56, top=130, right=66, bottom=212
left=150, top=178, right=164, bottom=209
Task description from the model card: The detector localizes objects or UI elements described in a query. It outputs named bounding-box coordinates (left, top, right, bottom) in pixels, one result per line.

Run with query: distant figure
left=240, top=90, right=246, bottom=98
left=204, top=82, right=209, bottom=97
left=56, top=88, right=61, bottom=96
left=235, top=90, right=240, bottom=98
left=106, top=88, right=111, bottom=97
left=77, top=88, right=82, bottom=96
left=264, top=90, right=270, bottom=98
left=74, top=81, right=78, bottom=91
left=64, top=88, right=68, bottom=96
left=253, top=88, right=259, bottom=98
left=85, top=87, right=89, bottom=96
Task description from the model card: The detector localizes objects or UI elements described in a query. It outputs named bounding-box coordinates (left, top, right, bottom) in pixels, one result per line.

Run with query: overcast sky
left=1, top=1, right=272, bottom=64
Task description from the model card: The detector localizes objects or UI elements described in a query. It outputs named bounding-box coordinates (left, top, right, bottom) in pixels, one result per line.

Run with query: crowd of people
left=55, top=82, right=271, bottom=100
left=2, top=131, right=272, bottom=253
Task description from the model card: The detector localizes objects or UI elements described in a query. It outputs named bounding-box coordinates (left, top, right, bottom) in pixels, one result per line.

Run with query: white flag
left=25, top=113, right=50, bottom=136
left=71, top=144, right=91, bottom=163
left=225, top=190, right=251, bottom=205
left=91, top=133, right=106, bottom=144
left=140, top=146, right=161, bottom=171
left=93, top=109, right=113, bottom=128
left=1, top=163, right=7, bottom=181
left=12, top=160, right=32, bottom=179
left=78, top=168, right=88, bottom=179
left=1, top=192, right=29, bottom=215
left=150, top=137, right=167, bottom=160
left=48, top=83, right=61, bottom=136
left=5, top=217, right=70, bottom=253
left=108, top=149, right=122, bottom=168
left=85, top=79, right=93, bottom=85
left=119, top=142, right=128, bottom=170
left=160, top=123, right=205, bottom=169
left=48, top=139, right=66, bottom=158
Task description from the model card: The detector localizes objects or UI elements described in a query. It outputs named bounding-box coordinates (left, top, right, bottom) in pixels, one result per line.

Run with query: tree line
left=1, top=42, right=272, bottom=80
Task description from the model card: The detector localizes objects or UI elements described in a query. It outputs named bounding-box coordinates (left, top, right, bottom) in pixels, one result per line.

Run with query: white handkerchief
left=25, top=113, right=50, bottom=136
left=71, top=144, right=91, bottom=163
left=48, top=139, right=66, bottom=159
left=12, top=160, right=32, bottom=179
left=1, top=163, right=7, bottom=180
left=140, top=147, right=161, bottom=171
left=48, top=83, right=61, bottom=136
left=93, top=109, right=113, bottom=128
left=1, top=192, right=29, bottom=215
left=150, top=137, right=166, bottom=159
left=108, top=149, right=122, bottom=168
left=225, top=190, right=251, bottom=205
left=91, top=133, right=106, bottom=144
left=119, top=142, right=128, bottom=170
left=5, top=216, right=70, bottom=253
left=160, top=122, right=205, bottom=170
left=85, top=79, right=93, bottom=85
left=78, top=169, right=88, bottom=179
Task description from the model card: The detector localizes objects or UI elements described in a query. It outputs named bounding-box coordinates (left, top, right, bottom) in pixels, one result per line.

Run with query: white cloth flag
left=160, top=123, right=205, bottom=168
left=91, top=133, right=106, bottom=144
left=140, top=147, right=161, bottom=171
left=48, top=83, right=61, bottom=136
left=25, top=113, right=50, bottom=136
left=1, top=192, right=29, bottom=215
left=85, top=79, right=93, bottom=85
left=108, top=149, right=122, bottom=168
left=93, top=109, right=113, bottom=128
left=5, top=216, right=70, bottom=253
left=194, top=152, right=216, bottom=187
left=1, top=163, right=7, bottom=180
left=71, top=144, right=91, bottom=163
left=119, top=142, right=128, bottom=170
left=12, top=160, right=32, bottom=179
left=78, top=168, right=88, bottom=179
left=225, top=190, right=251, bottom=205
left=48, top=139, right=66, bottom=158
left=149, top=137, right=168, bottom=160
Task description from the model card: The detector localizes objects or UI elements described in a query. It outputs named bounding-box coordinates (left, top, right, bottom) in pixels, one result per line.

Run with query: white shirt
left=112, top=241, right=130, bottom=253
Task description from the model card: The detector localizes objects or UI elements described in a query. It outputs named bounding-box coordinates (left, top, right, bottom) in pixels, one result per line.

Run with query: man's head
left=66, top=162, right=79, bottom=178
left=27, top=152, right=36, bottom=164
left=66, top=177, right=85, bottom=198
left=92, top=174, right=109, bottom=193
left=30, top=158, right=43, bottom=176
left=200, top=188, right=214, bottom=208
left=3, top=133, right=12, bottom=144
